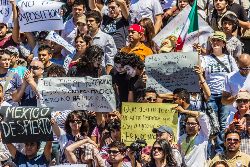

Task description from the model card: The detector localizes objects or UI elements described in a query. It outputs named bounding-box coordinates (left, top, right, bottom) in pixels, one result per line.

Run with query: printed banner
left=145, top=52, right=200, bottom=93
left=121, top=102, right=178, bottom=146
left=17, top=0, right=64, bottom=32
left=37, top=76, right=116, bottom=112
left=46, top=31, right=75, bottom=54
left=0, top=0, right=12, bottom=23
left=0, top=106, right=53, bottom=144
left=153, top=5, right=213, bottom=52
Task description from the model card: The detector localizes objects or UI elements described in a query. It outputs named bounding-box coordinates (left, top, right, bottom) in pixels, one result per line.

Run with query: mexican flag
left=175, top=0, right=199, bottom=51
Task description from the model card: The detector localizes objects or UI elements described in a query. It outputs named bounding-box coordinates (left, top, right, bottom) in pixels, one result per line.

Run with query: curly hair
left=121, top=53, right=145, bottom=70
left=64, top=110, right=89, bottom=136
left=47, top=65, right=66, bottom=77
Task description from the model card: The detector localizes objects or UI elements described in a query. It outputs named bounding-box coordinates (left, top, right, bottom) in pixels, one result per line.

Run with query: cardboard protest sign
left=153, top=5, right=213, bottom=52
left=0, top=106, right=53, bottom=144
left=145, top=52, right=200, bottom=93
left=121, top=102, right=178, bottom=146
left=0, top=0, right=12, bottom=23
left=37, top=76, right=116, bottom=112
left=17, top=0, right=64, bottom=32
left=46, top=31, right=76, bottom=54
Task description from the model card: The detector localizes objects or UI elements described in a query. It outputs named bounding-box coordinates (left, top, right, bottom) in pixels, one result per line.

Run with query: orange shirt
left=120, top=43, right=153, bottom=61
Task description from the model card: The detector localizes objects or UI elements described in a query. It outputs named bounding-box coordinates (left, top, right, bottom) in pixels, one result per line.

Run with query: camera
left=129, top=139, right=147, bottom=152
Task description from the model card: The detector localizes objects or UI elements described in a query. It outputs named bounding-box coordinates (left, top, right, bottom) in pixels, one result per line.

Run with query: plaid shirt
left=240, top=131, right=250, bottom=155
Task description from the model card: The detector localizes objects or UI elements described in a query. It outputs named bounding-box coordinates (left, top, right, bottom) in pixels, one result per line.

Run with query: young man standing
left=86, top=10, right=117, bottom=74
left=121, top=24, right=153, bottom=61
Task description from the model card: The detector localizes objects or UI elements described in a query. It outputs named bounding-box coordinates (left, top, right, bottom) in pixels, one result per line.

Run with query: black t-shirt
left=110, top=69, right=129, bottom=105
left=43, top=63, right=61, bottom=78
left=228, top=3, right=248, bottom=21
left=101, top=15, right=129, bottom=50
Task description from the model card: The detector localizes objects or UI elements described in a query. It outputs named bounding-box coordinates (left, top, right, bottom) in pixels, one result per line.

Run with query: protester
left=101, top=0, right=129, bottom=50
left=227, top=90, right=250, bottom=132
left=6, top=141, right=52, bottom=166
left=86, top=10, right=117, bottom=74
left=146, top=139, right=177, bottom=167
left=209, top=130, right=250, bottom=166
left=76, top=15, right=88, bottom=36
left=51, top=110, right=89, bottom=164
left=120, top=24, right=153, bottom=61
left=178, top=111, right=210, bottom=167
left=152, top=126, right=183, bottom=166
left=201, top=31, right=238, bottom=154
left=210, top=161, right=229, bottom=167
left=240, top=113, right=250, bottom=155
left=38, top=45, right=61, bottom=78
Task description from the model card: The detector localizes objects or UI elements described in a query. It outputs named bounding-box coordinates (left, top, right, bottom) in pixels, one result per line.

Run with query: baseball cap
left=152, top=125, right=174, bottom=136
left=128, top=24, right=145, bottom=34
left=210, top=31, right=226, bottom=42
left=236, top=90, right=250, bottom=100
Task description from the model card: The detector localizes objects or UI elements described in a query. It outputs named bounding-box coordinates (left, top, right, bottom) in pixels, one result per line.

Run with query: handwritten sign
left=46, top=31, right=75, bottom=54
left=0, top=0, right=12, bottom=23
left=153, top=5, right=213, bottom=52
left=0, top=106, right=53, bottom=144
left=121, top=103, right=178, bottom=146
left=17, top=0, right=64, bottom=32
left=37, top=76, right=116, bottom=112
left=145, top=52, right=200, bottom=93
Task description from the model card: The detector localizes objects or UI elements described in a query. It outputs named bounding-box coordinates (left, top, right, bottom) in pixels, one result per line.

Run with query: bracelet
left=200, top=80, right=206, bottom=84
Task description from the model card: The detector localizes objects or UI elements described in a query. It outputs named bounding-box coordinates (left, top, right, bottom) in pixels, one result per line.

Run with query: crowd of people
left=0, top=0, right=250, bottom=166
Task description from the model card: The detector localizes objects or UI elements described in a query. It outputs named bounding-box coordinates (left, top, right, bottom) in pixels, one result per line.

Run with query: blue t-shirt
left=13, top=151, right=49, bottom=167
left=9, top=66, right=27, bottom=79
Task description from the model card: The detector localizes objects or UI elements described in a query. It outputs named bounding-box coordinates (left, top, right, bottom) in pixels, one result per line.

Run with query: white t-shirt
left=130, top=0, right=163, bottom=24
left=201, top=54, right=238, bottom=94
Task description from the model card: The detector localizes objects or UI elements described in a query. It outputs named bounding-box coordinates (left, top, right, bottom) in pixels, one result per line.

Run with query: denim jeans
left=207, top=94, right=230, bottom=155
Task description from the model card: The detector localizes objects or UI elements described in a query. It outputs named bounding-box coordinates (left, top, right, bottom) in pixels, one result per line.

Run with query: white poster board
left=37, top=76, right=116, bottom=112
left=17, top=0, right=64, bottom=32
left=0, top=0, right=12, bottom=23
left=145, top=52, right=200, bottom=93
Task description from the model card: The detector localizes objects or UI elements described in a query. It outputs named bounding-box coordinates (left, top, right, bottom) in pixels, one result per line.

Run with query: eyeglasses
left=239, top=67, right=250, bottom=71
left=29, top=66, right=42, bottom=70
left=186, top=122, right=198, bottom=127
left=107, top=149, right=120, bottom=155
left=144, top=97, right=157, bottom=102
left=69, top=120, right=82, bottom=124
left=226, top=138, right=240, bottom=142
left=152, top=147, right=163, bottom=152
left=236, top=99, right=249, bottom=104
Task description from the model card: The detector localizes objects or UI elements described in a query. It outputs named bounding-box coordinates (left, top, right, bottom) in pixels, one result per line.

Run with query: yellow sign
left=121, top=102, right=178, bottom=146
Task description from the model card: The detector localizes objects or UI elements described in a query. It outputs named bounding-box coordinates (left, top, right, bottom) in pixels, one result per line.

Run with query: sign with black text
left=146, top=52, right=200, bottom=93
left=0, top=0, right=12, bottom=23
left=0, top=106, right=53, bottom=144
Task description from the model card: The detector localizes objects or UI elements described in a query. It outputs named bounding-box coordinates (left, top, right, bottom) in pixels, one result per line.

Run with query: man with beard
left=209, top=131, right=250, bottom=166
left=86, top=10, right=117, bottom=74
left=0, top=0, right=19, bottom=48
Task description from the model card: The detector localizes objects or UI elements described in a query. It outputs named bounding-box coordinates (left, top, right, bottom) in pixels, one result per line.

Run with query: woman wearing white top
left=201, top=31, right=238, bottom=154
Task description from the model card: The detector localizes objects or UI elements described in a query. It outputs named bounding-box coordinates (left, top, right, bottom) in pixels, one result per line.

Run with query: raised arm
left=6, top=143, right=17, bottom=158
left=10, top=0, right=19, bottom=43
left=44, top=141, right=52, bottom=161
left=89, top=0, right=101, bottom=12
left=115, top=0, right=129, bottom=20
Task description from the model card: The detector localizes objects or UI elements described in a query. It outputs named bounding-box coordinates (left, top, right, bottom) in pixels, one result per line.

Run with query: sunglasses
left=70, top=120, right=82, bottom=124
left=145, top=97, right=157, bottom=102
left=153, top=147, right=163, bottom=152
left=236, top=99, right=249, bottom=103
left=226, top=138, right=240, bottom=142
left=186, top=122, right=198, bottom=127
left=107, top=150, right=120, bottom=155
left=29, top=66, right=42, bottom=70
left=239, top=67, right=250, bottom=71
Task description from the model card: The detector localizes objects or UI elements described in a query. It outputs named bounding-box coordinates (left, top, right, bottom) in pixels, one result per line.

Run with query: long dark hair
left=149, top=139, right=177, bottom=167
left=64, top=110, right=89, bottom=136
left=75, top=45, right=104, bottom=77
